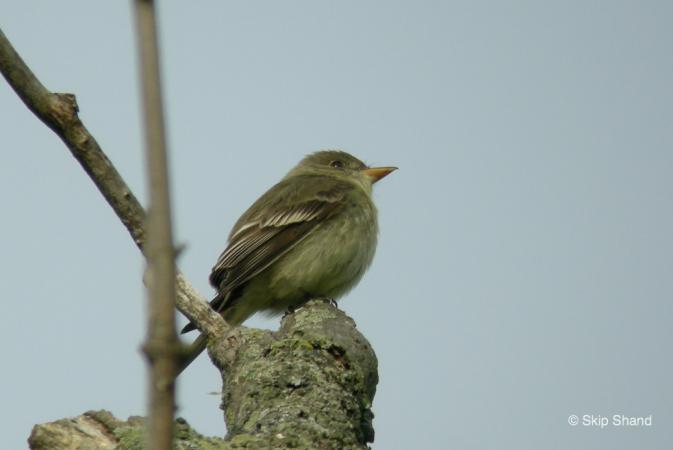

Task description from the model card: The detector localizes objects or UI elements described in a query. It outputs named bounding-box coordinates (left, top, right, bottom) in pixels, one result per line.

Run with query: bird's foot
left=282, top=297, right=339, bottom=319
left=282, top=304, right=298, bottom=319
left=315, top=296, right=339, bottom=309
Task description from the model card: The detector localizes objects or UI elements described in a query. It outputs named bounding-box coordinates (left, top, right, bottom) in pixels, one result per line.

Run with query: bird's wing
left=208, top=176, right=351, bottom=311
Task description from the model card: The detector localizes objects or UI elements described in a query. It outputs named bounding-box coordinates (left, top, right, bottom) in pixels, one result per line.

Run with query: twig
left=0, top=29, right=227, bottom=338
left=132, top=0, right=181, bottom=448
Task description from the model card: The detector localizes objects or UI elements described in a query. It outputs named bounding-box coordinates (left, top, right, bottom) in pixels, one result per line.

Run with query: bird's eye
left=330, top=160, right=344, bottom=168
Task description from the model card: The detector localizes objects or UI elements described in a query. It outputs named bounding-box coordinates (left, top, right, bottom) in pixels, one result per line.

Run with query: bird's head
left=287, top=150, right=397, bottom=193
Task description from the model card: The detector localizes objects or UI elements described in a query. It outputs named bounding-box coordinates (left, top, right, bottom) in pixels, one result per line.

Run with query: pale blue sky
left=1, top=2, right=672, bottom=449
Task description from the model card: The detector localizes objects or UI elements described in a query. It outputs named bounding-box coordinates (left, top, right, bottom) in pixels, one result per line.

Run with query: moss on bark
left=29, top=301, right=378, bottom=450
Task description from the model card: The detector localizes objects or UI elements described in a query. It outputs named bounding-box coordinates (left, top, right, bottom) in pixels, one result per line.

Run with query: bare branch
left=0, top=29, right=227, bottom=340
left=4, top=22, right=381, bottom=450
left=132, top=0, right=180, bottom=448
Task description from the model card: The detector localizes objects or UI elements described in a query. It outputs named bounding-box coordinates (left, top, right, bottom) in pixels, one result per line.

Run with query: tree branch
left=0, top=27, right=227, bottom=341
left=3, top=26, right=380, bottom=449
left=132, top=0, right=180, bottom=448
left=209, top=300, right=378, bottom=448
left=29, top=301, right=379, bottom=450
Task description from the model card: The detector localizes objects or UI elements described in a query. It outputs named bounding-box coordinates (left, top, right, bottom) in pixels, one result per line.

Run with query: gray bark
left=29, top=300, right=379, bottom=450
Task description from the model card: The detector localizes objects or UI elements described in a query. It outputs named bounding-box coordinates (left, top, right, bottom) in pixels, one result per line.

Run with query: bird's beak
left=361, top=166, right=398, bottom=183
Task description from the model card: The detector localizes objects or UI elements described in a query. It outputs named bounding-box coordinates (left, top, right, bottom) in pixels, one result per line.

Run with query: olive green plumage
left=179, top=150, right=395, bottom=372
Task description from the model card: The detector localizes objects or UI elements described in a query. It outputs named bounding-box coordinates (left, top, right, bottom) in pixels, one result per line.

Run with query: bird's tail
left=177, top=332, right=208, bottom=375
left=180, top=292, right=229, bottom=334
left=177, top=294, right=239, bottom=375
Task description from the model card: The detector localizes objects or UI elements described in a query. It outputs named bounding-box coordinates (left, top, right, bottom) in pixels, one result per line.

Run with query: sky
left=1, top=1, right=672, bottom=449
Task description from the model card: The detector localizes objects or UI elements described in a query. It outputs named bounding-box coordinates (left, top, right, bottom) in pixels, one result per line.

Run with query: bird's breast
left=269, top=197, right=378, bottom=301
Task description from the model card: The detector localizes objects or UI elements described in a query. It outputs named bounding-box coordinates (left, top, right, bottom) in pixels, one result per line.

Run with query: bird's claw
left=282, top=297, right=339, bottom=319
left=316, top=296, right=339, bottom=309
left=282, top=304, right=298, bottom=319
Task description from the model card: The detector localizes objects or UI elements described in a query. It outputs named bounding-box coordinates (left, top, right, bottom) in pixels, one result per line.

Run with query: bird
left=179, top=150, right=396, bottom=372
